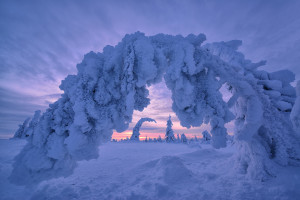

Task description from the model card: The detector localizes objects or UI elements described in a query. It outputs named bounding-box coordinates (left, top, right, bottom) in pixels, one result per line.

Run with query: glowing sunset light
left=111, top=80, right=235, bottom=141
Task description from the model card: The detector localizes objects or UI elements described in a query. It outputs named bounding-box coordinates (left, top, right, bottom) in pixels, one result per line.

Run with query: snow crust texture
left=11, top=32, right=300, bottom=184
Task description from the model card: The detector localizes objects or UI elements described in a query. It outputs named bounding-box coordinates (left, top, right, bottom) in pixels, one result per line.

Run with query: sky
left=0, top=0, right=300, bottom=140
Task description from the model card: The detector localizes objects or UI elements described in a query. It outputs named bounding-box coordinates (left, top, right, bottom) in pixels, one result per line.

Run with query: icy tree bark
left=130, top=117, right=156, bottom=141
left=10, top=32, right=300, bottom=184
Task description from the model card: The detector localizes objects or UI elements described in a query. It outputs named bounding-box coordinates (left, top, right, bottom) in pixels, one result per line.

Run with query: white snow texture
left=10, top=32, right=300, bottom=184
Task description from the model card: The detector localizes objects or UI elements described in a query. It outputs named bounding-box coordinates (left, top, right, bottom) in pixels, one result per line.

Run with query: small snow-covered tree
left=165, top=116, right=175, bottom=142
left=176, top=134, right=180, bottom=143
left=291, top=81, right=300, bottom=133
left=194, top=136, right=198, bottom=142
left=13, top=118, right=30, bottom=139
left=202, top=131, right=212, bottom=142
left=181, top=133, right=188, bottom=143
left=157, top=135, right=162, bottom=142
left=130, top=117, right=156, bottom=141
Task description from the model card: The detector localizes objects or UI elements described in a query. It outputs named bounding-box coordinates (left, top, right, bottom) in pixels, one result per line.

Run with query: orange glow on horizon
left=111, top=131, right=204, bottom=141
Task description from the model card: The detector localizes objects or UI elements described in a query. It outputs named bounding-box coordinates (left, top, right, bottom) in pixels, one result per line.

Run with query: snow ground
left=0, top=139, right=299, bottom=200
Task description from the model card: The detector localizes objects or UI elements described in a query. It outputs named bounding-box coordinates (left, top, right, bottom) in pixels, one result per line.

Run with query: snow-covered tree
left=13, top=110, right=41, bottom=139
left=24, top=110, right=41, bottom=138
left=181, top=133, right=188, bottom=143
left=291, top=81, right=300, bottom=134
left=13, top=118, right=30, bottom=139
left=10, top=32, right=300, bottom=184
left=202, top=130, right=212, bottom=142
left=130, top=117, right=156, bottom=141
left=157, top=135, right=162, bottom=142
left=176, top=134, right=180, bottom=142
left=165, top=116, right=175, bottom=142
left=194, top=136, right=198, bottom=142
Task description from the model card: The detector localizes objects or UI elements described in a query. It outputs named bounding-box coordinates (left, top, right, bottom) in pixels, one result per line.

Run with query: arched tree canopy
left=10, top=32, right=300, bottom=185
left=130, top=117, right=156, bottom=141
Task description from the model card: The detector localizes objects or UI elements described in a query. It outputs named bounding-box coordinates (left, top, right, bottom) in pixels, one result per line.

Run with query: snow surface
left=1, top=139, right=299, bottom=200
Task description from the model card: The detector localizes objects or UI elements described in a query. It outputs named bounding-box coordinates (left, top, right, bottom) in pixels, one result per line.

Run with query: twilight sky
left=1, top=0, right=300, bottom=139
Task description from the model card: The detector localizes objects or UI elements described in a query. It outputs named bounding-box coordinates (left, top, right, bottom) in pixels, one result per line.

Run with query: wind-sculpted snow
left=130, top=117, right=156, bottom=141
left=10, top=32, right=300, bottom=184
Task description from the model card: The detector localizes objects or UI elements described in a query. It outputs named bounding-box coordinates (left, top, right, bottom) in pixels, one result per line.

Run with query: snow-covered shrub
left=165, top=116, right=175, bottom=142
left=130, top=117, right=156, bottom=141
left=10, top=32, right=300, bottom=184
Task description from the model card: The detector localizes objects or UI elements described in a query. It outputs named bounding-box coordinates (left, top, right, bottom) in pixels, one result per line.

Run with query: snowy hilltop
left=9, top=32, right=300, bottom=188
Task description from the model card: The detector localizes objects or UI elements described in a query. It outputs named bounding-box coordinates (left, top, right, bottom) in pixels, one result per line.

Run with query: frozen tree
left=130, top=117, right=156, bottom=141
left=181, top=133, right=188, bottom=143
left=157, top=135, right=162, bottom=142
left=24, top=110, right=41, bottom=137
left=13, top=117, right=30, bottom=138
left=176, top=134, right=180, bottom=142
left=202, top=130, right=212, bottom=142
left=10, top=32, right=300, bottom=184
left=13, top=110, right=41, bottom=140
left=165, top=116, right=175, bottom=142
left=291, top=81, right=300, bottom=133
left=194, top=136, right=198, bottom=142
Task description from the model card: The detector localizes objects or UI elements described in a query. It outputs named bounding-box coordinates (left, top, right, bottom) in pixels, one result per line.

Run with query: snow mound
left=138, top=156, right=194, bottom=185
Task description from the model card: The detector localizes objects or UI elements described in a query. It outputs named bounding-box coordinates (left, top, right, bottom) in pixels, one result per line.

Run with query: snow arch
left=10, top=32, right=300, bottom=184
left=130, top=117, right=156, bottom=141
